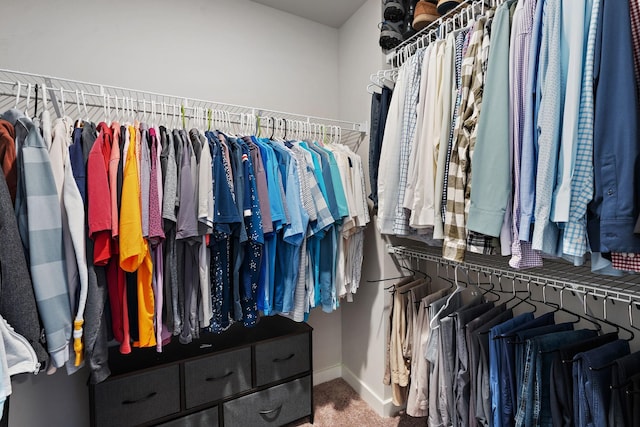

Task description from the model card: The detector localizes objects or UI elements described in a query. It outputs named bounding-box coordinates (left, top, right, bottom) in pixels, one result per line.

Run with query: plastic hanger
left=24, top=83, right=32, bottom=118
left=503, top=277, right=537, bottom=313
left=14, top=81, right=22, bottom=110
left=430, top=265, right=465, bottom=328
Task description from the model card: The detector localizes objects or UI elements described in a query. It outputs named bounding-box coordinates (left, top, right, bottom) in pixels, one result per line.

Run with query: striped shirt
left=394, top=49, right=426, bottom=235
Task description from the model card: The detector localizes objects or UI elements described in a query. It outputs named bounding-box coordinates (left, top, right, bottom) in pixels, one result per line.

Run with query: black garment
left=549, top=332, right=618, bottom=427
left=369, top=87, right=392, bottom=209
left=631, top=373, right=640, bottom=427
left=610, top=351, right=640, bottom=427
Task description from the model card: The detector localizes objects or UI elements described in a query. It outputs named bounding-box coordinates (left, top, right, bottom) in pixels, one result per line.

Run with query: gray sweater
left=0, top=170, right=48, bottom=365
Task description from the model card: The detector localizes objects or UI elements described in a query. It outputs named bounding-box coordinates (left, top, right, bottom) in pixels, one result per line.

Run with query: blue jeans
left=500, top=312, right=555, bottom=427
left=489, top=313, right=535, bottom=427
left=573, top=339, right=630, bottom=427
left=513, top=325, right=579, bottom=427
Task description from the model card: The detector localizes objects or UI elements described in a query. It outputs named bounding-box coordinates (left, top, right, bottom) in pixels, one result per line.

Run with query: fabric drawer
left=223, top=376, right=311, bottom=427
left=157, top=406, right=219, bottom=427
left=255, top=333, right=310, bottom=386
left=184, top=347, right=251, bottom=408
left=92, top=365, right=180, bottom=427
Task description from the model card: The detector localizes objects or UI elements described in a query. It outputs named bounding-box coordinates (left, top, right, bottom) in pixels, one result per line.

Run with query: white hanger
left=83, top=91, right=89, bottom=119
left=430, top=265, right=465, bottom=328
left=42, top=83, right=48, bottom=117
left=14, top=81, right=21, bottom=109
left=60, top=87, right=66, bottom=118
left=24, top=83, right=32, bottom=117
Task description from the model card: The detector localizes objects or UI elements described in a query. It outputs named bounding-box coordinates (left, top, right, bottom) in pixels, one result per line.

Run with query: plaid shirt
left=610, top=252, right=640, bottom=273
left=467, top=15, right=500, bottom=257
left=509, top=0, right=544, bottom=269
left=443, top=19, right=487, bottom=262
left=441, top=29, right=469, bottom=226
left=394, top=49, right=426, bottom=236
left=562, top=0, right=600, bottom=258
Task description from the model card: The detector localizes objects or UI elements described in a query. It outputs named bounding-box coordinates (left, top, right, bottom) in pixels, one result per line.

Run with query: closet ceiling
left=250, top=0, right=368, bottom=28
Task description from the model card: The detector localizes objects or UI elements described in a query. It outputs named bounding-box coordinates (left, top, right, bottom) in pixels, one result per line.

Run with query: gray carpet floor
left=286, top=378, right=426, bottom=427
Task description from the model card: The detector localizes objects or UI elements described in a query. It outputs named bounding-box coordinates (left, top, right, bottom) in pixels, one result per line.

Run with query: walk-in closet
left=0, top=0, right=638, bottom=426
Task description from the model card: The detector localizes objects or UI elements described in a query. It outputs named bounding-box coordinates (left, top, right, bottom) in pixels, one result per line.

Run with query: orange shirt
left=120, top=125, right=155, bottom=348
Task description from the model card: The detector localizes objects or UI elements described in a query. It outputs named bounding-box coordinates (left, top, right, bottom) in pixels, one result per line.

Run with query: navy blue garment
left=69, top=127, right=86, bottom=204
left=206, top=132, right=241, bottom=333
left=239, top=141, right=264, bottom=327
left=573, top=339, right=630, bottom=427
left=550, top=332, right=618, bottom=427
left=588, top=0, right=640, bottom=252
left=226, top=135, right=248, bottom=322
left=369, top=87, right=392, bottom=208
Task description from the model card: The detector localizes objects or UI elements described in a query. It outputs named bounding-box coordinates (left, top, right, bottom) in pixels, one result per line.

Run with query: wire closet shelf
left=0, top=69, right=367, bottom=149
left=391, top=245, right=640, bottom=307
left=385, top=0, right=497, bottom=68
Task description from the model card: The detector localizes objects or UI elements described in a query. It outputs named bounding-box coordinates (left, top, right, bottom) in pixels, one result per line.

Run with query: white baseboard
left=313, top=364, right=343, bottom=385
left=340, top=365, right=397, bottom=418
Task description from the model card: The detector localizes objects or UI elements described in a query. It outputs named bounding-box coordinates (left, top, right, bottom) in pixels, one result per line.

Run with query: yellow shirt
left=120, top=126, right=155, bottom=348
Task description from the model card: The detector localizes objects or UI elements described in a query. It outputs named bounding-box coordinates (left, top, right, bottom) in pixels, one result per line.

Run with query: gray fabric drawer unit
left=223, top=376, right=311, bottom=427
left=92, top=365, right=180, bottom=427
left=184, top=347, right=251, bottom=408
left=90, top=316, right=312, bottom=426
left=157, top=406, right=219, bottom=427
left=255, top=334, right=310, bottom=386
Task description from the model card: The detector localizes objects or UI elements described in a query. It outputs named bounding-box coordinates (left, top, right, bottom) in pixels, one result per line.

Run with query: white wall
left=0, top=0, right=339, bottom=118
left=0, top=1, right=344, bottom=426
left=337, top=0, right=400, bottom=417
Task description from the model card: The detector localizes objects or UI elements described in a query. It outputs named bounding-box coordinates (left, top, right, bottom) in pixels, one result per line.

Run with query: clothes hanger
left=602, top=295, right=635, bottom=342
left=13, top=81, right=22, bottom=110
left=557, top=287, right=605, bottom=330
left=587, top=295, right=635, bottom=372
left=33, top=84, right=39, bottom=119
left=503, top=277, right=537, bottom=313
left=472, top=270, right=500, bottom=301
left=430, top=265, right=466, bottom=328
left=24, top=83, right=32, bottom=118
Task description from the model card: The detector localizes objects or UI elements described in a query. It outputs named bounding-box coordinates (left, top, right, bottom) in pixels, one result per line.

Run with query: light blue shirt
left=314, top=142, right=349, bottom=219
left=550, top=0, right=588, bottom=224
left=531, top=0, right=562, bottom=255
left=255, top=138, right=287, bottom=230
left=561, top=0, right=597, bottom=262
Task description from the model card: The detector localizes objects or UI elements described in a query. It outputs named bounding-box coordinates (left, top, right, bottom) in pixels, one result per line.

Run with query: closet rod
left=386, top=0, right=492, bottom=68
left=391, top=245, right=640, bottom=306
left=0, top=69, right=367, bottom=134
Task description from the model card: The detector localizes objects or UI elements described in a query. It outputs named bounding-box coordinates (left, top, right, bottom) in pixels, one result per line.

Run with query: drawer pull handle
left=122, top=392, right=157, bottom=405
left=205, top=371, right=234, bottom=381
left=273, top=353, right=295, bottom=363
left=259, top=404, right=283, bottom=416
